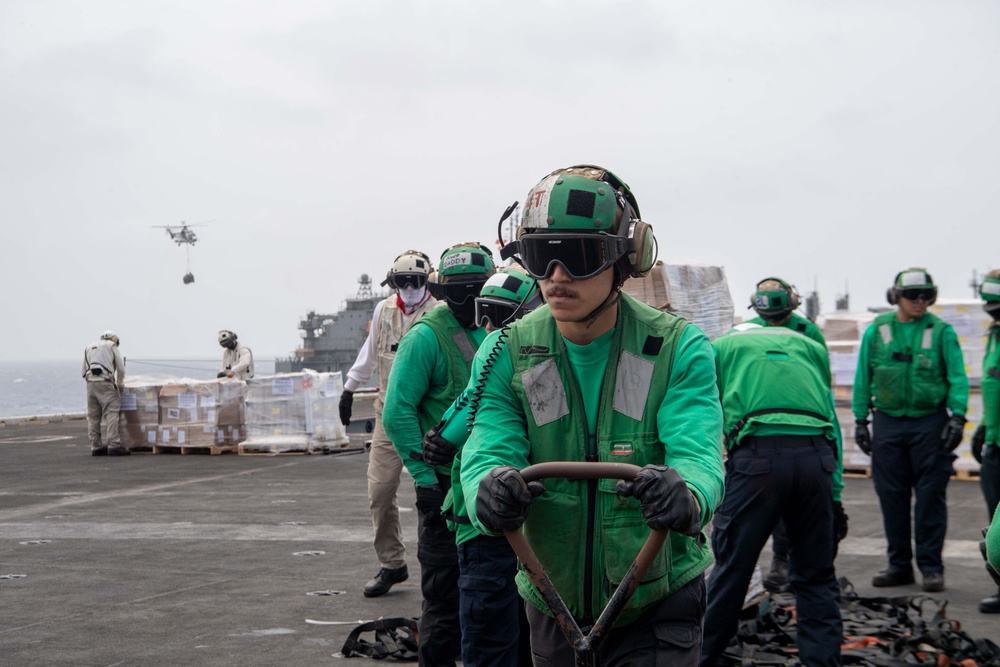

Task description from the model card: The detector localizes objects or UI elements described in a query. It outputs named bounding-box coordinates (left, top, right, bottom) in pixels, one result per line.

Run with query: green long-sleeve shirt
left=713, top=326, right=843, bottom=501
left=852, top=312, right=968, bottom=420
left=989, top=504, right=1000, bottom=574
left=383, top=317, right=486, bottom=488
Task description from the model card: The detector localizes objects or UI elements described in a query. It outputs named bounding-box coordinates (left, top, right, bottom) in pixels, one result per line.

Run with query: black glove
left=217, top=372, right=227, bottom=379
left=422, top=425, right=457, bottom=467
left=854, top=419, right=872, bottom=456
left=941, top=414, right=967, bottom=452
left=972, top=424, right=986, bottom=464
left=415, top=484, right=446, bottom=524
left=834, top=501, right=849, bottom=543
left=338, top=389, right=354, bottom=426
left=476, top=466, right=537, bottom=535
left=615, top=464, right=701, bottom=536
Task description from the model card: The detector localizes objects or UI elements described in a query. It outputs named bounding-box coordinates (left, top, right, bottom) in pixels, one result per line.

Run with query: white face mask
left=399, top=285, right=427, bottom=308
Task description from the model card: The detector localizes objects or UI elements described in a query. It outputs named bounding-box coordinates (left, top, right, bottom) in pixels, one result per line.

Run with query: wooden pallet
left=237, top=443, right=315, bottom=456
left=152, top=444, right=238, bottom=455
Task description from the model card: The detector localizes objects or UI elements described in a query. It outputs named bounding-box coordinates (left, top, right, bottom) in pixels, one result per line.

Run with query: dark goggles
left=517, top=233, right=627, bottom=280
left=475, top=297, right=519, bottom=329
left=390, top=273, right=427, bottom=290
left=436, top=278, right=487, bottom=306
left=899, top=288, right=936, bottom=302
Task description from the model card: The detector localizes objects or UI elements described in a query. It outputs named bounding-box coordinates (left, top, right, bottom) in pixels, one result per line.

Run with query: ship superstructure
left=274, top=274, right=386, bottom=383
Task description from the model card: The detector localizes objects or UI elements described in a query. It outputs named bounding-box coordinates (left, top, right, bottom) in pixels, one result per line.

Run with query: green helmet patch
left=521, top=171, right=622, bottom=233
left=437, top=243, right=496, bottom=281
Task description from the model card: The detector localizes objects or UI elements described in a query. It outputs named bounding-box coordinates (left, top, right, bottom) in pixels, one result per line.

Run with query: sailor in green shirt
left=701, top=322, right=844, bottom=667
left=971, top=269, right=1000, bottom=613
left=460, top=165, right=725, bottom=665
left=382, top=242, right=495, bottom=667
left=745, top=276, right=827, bottom=593
left=420, top=265, right=542, bottom=666
left=852, top=268, right=969, bottom=593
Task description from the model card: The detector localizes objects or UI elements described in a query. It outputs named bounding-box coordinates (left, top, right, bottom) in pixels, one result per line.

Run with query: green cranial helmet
left=508, top=164, right=655, bottom=283
left=475, top=266, right=542, bottom=329
left=519, top=165, right=640, bottom=235
left=981, top=269, right=1000, bottom=313
left=479, top=266, right=540, bottom=305
left=751, top=277, right=800, bottom=319
left=437, top=242, right=496, bottom=281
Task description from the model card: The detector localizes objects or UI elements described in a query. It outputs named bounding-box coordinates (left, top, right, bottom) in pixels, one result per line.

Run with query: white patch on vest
left=452, top=331, right=477, bottom=362
left=878, top=323, right=893, bottom=345
left=521, top=358, right=569, bottom=426
left=614, top=351, right=653, bottom=421
left=921, top=327, right=933, bottom=349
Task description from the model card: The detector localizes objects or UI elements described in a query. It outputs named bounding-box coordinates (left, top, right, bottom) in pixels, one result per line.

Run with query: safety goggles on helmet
left=899, top=288, right=937, bottom=302
left=390, top=273, right=427, bottom=290
left=437, top=278, right=488, bottom=306
left=517, top=232, right=628, bottom=281
left=474, top=297, right=520, bottom=329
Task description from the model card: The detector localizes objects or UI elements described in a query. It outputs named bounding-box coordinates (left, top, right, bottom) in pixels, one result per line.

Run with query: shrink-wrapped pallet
left=242, top=371, right=347, bottom=453
left=623, top=260, right=734, bottom=340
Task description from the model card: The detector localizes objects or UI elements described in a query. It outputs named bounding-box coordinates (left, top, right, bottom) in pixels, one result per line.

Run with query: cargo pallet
left=151, top=444, right=238, bottom=455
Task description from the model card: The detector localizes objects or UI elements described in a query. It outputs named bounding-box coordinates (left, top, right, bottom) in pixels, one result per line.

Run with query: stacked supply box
left=157, top=380, right=246, bottom=448
left=118, top=379, right=165, bottom=448
left=623, top=260, right=734, bottom=340
left=242, top=370, right=347, bottom=453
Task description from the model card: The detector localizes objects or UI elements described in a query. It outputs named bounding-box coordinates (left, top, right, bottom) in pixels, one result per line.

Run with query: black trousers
left=871, top=411, right=952, bottom=575
left=416, top=507, right=460, bottom=667
left=701, top=436, right=842, bottom=667
left=526, top=575, right=705, bottom=667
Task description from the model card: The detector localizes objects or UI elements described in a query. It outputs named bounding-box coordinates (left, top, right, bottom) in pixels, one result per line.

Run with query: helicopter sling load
left=151, top=220, right=213, bottom=284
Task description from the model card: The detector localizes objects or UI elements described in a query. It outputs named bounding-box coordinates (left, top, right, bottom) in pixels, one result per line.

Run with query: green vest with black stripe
left=507, top=295, right=708, bottom=627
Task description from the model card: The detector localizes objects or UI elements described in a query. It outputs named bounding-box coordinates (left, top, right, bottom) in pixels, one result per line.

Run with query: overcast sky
left=2, top=0, right=997, bottom=364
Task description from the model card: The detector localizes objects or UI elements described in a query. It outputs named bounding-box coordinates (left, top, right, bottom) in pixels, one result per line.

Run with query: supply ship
left=274, top=273, right=385, bottom=380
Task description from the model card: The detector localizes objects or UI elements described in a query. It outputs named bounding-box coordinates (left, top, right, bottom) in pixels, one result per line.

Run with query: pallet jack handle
left=504, top=461, right=668, bottom=667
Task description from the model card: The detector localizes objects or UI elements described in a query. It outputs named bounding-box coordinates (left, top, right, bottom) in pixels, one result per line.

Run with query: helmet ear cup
left=626, top=219, right=656, bottom=278
left=886, top=287, right=898, bottom=305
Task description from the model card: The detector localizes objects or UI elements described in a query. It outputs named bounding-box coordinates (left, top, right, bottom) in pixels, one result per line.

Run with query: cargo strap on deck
left=718, top=578, right=1000, bottom=667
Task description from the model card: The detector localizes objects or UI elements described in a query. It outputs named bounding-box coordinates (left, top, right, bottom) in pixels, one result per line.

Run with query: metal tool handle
left=504, top=461, right=669, bottom=666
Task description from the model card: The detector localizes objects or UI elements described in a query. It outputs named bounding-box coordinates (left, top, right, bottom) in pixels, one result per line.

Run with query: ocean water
left=0, top=358, right=276, bottom=419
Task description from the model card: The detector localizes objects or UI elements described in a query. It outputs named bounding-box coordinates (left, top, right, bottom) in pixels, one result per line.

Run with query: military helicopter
left=152, top=220, right=213, bottom=284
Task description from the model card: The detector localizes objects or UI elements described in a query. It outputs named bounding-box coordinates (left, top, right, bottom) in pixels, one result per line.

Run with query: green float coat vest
left=869, top=311, right=950, bottom=416
left=507, top=296, right=708, bottom=626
